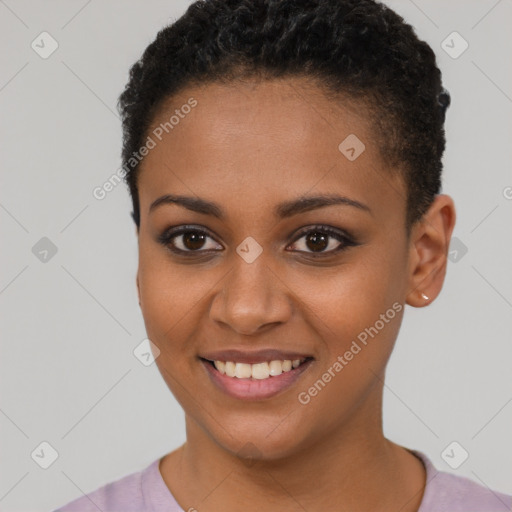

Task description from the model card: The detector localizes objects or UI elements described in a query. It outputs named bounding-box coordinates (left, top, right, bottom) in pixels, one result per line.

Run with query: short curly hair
left=117, top=0, right=450, bottom=229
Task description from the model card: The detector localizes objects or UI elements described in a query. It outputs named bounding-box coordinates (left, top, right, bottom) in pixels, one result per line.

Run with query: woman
left=54, top=0, right=512, bottom=510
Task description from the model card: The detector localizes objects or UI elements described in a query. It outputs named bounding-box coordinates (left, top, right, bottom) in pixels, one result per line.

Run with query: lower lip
left=201, top=359, right=314, bottom=401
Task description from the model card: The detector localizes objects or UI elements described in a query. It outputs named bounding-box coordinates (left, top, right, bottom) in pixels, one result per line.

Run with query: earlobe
left=406, top=194, right=456, bottom=307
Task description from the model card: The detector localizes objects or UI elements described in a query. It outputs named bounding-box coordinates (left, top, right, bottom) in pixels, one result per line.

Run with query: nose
left=209, top=256, right=292, bottom=336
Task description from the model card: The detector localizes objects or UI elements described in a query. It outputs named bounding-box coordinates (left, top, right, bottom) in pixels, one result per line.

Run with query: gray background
left=0, top=0, right=511, bottom=510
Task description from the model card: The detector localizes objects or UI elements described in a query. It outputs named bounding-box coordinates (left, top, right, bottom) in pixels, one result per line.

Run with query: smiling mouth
left=201, top=357, right=314, bottom=380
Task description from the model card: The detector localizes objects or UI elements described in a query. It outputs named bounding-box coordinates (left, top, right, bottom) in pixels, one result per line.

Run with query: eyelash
left=157, top=224, right=358, bottom=258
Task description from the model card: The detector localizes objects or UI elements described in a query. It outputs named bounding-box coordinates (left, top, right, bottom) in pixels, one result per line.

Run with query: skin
left=134, top=77, right=456, bottom=512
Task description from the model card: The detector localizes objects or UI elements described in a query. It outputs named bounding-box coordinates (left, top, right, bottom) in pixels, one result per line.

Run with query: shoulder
left=432, top=470, right=512, bottom=506
left=51, top=459, right=156, bottom=512
left=410, top=449, right=512, bottom=512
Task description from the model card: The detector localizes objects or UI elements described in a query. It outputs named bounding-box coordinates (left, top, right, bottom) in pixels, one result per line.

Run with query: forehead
left=137, top=78, right=405, bottom=221
left=144, top=77, right=373, bottom=165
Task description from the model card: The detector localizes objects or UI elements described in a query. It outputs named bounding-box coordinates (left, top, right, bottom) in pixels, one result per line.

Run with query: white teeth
left=235, top=362, right=252, bottom=379
left=212, top=358, right=307, bottom=379
left=282, top=360, right=292, bottom=372
left=251, top=362, right=270, bottom=379
left=269, top=360, right=283, bottom=376
left=225, top=361, right=236, bottom=377
left=214, top=360, right=225, bottom=374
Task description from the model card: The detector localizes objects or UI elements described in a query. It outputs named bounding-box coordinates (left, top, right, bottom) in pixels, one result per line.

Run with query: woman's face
left=136, top=78, right=413, bottom=459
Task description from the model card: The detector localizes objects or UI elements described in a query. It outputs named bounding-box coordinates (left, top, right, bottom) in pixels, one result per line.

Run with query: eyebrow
left=149, top=193, right=371, bottom=219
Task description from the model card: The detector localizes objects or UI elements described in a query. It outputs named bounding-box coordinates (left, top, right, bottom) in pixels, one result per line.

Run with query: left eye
left=288, top=226, right=354, bottom=255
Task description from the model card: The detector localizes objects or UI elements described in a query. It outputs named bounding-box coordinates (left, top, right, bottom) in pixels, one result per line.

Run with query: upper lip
left=200, top=349, right=314, bottom=364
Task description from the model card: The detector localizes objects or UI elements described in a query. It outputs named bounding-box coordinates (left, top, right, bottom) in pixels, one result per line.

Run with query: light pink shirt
left=53, top=449, right=512, bottom=511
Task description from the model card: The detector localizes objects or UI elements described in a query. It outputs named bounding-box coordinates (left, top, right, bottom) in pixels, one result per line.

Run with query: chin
left=206, top=414, right=313, bottom=463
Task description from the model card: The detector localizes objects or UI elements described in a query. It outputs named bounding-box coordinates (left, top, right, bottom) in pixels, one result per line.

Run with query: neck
left=160, top=385, right=426, bottom=512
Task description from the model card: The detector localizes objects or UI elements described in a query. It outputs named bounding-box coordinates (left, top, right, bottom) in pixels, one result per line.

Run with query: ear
left=406, top=194, right=456, bottom=307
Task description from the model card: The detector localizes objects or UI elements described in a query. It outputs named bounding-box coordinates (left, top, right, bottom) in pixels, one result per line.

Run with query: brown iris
left=305, top=232, right=328, bottom=252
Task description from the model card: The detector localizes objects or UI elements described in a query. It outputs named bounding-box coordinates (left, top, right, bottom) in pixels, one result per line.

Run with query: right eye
left=158, top=226, right=224, bottom=255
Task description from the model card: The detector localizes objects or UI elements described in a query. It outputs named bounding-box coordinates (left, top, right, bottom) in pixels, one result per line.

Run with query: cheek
left=293, top=241, right=407, bottom=389
left=294, top=274, right=404, bottom=431
left=137, top=255, right=207, bottom=407
left=294, top=241, right=406, bottom=333
left=136, top=243, right=202, bottom=361
left=138, top=230, right=205, bottom=313
left=295, top=275, right=403, bottom=380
